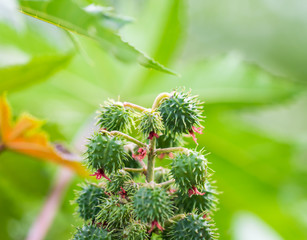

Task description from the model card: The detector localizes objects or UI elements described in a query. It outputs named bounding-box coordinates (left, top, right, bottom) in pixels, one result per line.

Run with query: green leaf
left=18, top=0, right=177, bottom=75
left=197, top=113, right=307, bottom=239
left=83, top=4, right=133, bottom=31
left=0, top=55, right=72, bottom=93
left=136, top=54, right=302, bottom=108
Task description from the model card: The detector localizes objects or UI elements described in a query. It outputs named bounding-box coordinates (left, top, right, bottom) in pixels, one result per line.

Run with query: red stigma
left=169, top=188, right=177, bottom=193
left=192, top=126, right=203, bottom=134
left=188, top=186, right=205, bottom=197
left=132, top=147, right=147, bottom=161
left=119, top=186, right=127, bottom=199
left=148, top=220, right=164, bottom=233
left=158, top=152, right=174, bottom=159
left=189, top=126, right=203, bottom=144
left=90, top=168, right=111, bottom=181
left=148, top=131, right=159, bottom=140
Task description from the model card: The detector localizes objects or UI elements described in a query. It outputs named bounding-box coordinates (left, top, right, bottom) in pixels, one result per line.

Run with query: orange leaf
left=0, top=94, right=88, bottom=177
left=0, top=93, right=12, bottom=142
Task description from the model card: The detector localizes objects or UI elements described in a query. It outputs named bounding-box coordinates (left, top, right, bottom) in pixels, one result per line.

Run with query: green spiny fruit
left=122, top=221, right=149, bottom=240
left=156, top=134, right=183, bottom=149
left=97, top=196, right=133, bottom=229
left=75, top=184, right=108, bottom=221
left=175, top=180, right=218, bottom=214
left=138, top=111, right=164, bottom=139
left=98, top=99, right=133, bottom=132
left=72, top=224, right=110, bottom=240
left=163, top=213, right=218, bottom=240
left=133, top=186, right=174, bottom=225
left=159, top=90, right=203, bottom=135
left=171, top=151, right=208, bottom=192
left=86, top=133, right=128, bottom=174
left=107, top=170, right=132, bottom=193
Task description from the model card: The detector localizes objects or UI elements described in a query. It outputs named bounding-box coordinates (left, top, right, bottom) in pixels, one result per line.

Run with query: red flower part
left=192, top=126, right=203, bottom=134
left=188, top=186, right=205, bottom=197
left=169, top=188, right=177, bottom=194
left=90, top=168, right=111, bottom=181
left=148, top=220, right=164, bottom=233
left=132, top=147, right=147, bottom=161
left=148, top=131, right=159, bottom=140
left=203, top=214, right=207, bottom=219
left=158, top=152, right=174, bottom=159
left=119, top=186, right=127, bottom=199
left=189, top=126, right=203, bottom=144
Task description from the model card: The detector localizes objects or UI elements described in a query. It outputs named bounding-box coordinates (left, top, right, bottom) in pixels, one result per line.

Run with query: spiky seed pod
left=106, top=171, right=138, bottom=198
left=97, top=196, right=133, bottom=229
left=175, top=180, right=218, bottom=214
left=107, top=170, right=132, bottom=193
left=163, top=213, right=218, bottom=240
left=171, top=151, right=208, bottom=192
left=72, top=224, right=110, bottom=240
left=156, top=134, right=184, bottom=149
left=154, top=168, right=171, bottom=184
left=138, top=111, right=164, bottom=138
left=75, top=184, right=108, bottom=221
left=97, top=99, right=133, bottom=133
left=122, top=221, right=149, bottom=240
left=86, top=133, right=128, bottom=174
left=122, top=180, right=139, bottom=197
left=133, top=186, right=174, bottom=225
left=159, top=90, right=203, bottom=135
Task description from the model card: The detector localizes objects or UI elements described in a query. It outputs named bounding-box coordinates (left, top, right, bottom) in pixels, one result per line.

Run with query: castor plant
left=72, top=89, right=219, bottom=239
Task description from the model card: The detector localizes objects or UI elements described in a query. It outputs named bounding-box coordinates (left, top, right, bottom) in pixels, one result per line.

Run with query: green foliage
left=171, top=151, right=208, bottom=192
left=0, top=55, right=72, bottom=93
left=85, top=133, right=127, bottom=173
left=133, top=186, right=174, bottom=225
left=72, top=224, right=110, bottom=240
left=97, top=100, right=134, bottom=132
left=75, top=184, right=108, bottom=221
left=164, top=213, right=218, bottom=240
left=18, top=0, right=177, bottom=75
left=159, top=90, right=203, bottom=135
left=138, top=111, right=164, bottom=138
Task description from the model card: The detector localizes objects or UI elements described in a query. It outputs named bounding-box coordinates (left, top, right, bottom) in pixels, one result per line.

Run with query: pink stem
left=26, top=168, right=74, bottom=240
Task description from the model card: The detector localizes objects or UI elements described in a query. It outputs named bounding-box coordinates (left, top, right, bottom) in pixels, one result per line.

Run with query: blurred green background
left=0, top=0, right=307, bottom=239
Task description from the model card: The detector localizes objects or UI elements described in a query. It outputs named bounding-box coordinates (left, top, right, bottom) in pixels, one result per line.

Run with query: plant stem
left=151, top=92, right=171, bottom=110
left=100, top=129, right=147, bottom=148
left=124, top=167, right=146, bottom=173
left=123, top=102, right=150, bottom=112
left=146, top=138, right=156, bottom=183
left=158, top=179, right=175, bottom=188
left=155, top=147, right=188, bottom=155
